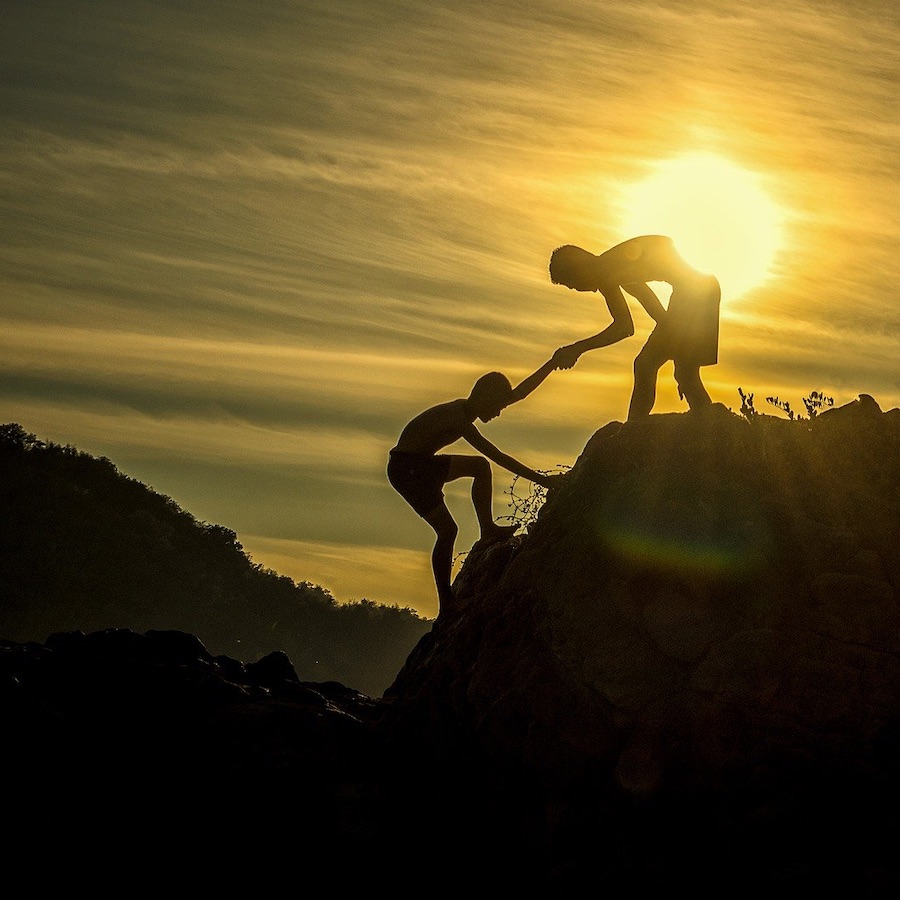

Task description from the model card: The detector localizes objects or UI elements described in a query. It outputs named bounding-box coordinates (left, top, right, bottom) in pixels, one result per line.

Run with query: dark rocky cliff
left=3, top=397, right=899, bottom=889
left=382, top=395, right=900, bottom=887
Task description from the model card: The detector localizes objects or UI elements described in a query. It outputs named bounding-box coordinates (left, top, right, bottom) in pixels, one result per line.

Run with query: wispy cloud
left=2, top=0, right=899, bottom=616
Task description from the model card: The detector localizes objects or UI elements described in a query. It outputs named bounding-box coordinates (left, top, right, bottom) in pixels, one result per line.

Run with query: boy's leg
left=674, top=361, right=712, bottom=409
left=446, top=455, right=517, bottom=545
left=628, top=335, right=669, bottom=420
left=422, top=501, right=458, bottom=610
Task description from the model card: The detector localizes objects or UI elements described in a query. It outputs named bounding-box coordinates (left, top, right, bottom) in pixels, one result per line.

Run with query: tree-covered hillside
left=0, top=423, right=430, bottom=696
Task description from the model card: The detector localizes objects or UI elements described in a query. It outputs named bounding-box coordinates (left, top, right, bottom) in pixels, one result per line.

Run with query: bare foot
left=471, top=522, right=518, bottom=553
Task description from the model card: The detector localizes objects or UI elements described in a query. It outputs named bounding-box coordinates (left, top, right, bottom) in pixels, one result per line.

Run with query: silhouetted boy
left=388, top=355, right=563, bottom=614
left=549, top=235, right=720, bottom=420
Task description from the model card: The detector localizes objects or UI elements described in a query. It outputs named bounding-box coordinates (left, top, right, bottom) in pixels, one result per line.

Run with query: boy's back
left=391, top=399, right=471, bottom=457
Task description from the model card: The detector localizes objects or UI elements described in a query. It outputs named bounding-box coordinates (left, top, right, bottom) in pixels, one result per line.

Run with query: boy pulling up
left=549, top=235, right=721, bottom=419
left=388, top=353, right=564, bottom=614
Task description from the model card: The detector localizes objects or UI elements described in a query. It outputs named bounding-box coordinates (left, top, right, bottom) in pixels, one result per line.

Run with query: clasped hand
left=552, top=346, right=580, bottom=370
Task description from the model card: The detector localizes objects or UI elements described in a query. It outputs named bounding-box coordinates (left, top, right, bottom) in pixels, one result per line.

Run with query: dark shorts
left=664, top=277, right=721, bottom=366
left=387, top=450, right=451, bottom=518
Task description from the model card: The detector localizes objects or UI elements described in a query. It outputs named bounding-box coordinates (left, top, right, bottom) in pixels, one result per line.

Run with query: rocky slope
left=3, top=396, right=899, bottom=889
left=383, top=395, right=900, bottom=887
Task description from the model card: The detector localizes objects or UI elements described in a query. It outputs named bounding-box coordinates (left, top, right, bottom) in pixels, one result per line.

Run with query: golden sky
left=2, top=0, right=899, bottom=619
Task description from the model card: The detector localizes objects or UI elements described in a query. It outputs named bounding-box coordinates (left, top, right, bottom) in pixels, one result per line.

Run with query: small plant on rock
left=802, top=390, right=834, bottom=418
left=737, top=388, right=835, bottom=422
left=766, top=395, right=797, bottom=419
left=502, top=465, right=571, bottom=532
left=737, top=388, right=758, bottom=419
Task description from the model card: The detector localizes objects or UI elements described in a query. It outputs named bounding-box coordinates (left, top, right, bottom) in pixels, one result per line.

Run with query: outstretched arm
left=509, top=357, right=558, bottom=404
left=462, top=423, right=555, bottom=487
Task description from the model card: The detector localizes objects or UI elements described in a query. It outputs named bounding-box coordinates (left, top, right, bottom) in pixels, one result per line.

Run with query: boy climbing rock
left=549, top=235, right=721, bottom=419
left=388, top=354, right=564, bottom=614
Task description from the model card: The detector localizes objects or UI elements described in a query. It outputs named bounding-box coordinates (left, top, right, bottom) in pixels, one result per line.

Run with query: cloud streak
left=2, top=0, right=899, bottom=617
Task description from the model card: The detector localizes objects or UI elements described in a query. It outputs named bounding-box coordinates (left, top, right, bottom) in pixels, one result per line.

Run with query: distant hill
left=0, top=422, right=430, bottom=696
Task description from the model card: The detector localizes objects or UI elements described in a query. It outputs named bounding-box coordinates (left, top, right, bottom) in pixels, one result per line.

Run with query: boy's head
left=549, top=244, right=598, bottom=291
left=468, top=371, right=513, bottom=421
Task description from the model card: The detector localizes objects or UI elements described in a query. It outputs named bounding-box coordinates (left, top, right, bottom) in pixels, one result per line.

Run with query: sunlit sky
left=3, top=0, right=899, bottom=619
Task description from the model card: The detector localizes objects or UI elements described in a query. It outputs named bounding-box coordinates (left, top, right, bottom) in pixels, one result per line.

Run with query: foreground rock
left=384, top=397, right=900, bottom=888
left=1, top=627, right=389, bottom=878
left=3, top=397, right=899, bottom=889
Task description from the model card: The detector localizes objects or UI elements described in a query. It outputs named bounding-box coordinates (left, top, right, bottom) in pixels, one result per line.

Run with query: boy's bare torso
left=392, top=399, right=472, bottom=456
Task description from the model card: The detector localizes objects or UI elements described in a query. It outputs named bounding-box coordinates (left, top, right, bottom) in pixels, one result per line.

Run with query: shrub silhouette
left=737, top=389, right=835, bottom=422
left=503, top=466, right=571, bottom=531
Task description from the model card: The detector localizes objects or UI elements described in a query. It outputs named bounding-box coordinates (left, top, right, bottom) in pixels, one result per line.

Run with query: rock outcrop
left=3, top=397, right=899, bottom=889
left=382, top=397, right=900, bottom=888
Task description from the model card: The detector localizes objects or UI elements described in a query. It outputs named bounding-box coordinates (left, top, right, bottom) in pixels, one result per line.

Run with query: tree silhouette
left=0, top=423, right=429, bottom=696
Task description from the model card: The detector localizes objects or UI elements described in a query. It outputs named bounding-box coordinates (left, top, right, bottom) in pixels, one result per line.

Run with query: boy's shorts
left=387, top=450, right=451, bottom=518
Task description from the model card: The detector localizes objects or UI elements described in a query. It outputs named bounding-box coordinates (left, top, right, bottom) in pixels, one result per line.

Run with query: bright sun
left=618, top=153, right=783, bottom=300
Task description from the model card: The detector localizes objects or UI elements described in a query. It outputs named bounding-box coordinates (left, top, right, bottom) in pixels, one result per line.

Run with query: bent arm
left=560, top=285, right=635, bottom=360
left=623, top=281, right=667, bottom=323
left=462, top=424, right=551, bottom=486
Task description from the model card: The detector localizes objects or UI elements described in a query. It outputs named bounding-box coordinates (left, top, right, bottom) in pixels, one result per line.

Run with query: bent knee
left=674, top=363, right=701, bottom=386
left=447, top=454, right=491, bottom=481
left=633, top=352, right=661, bottom=376
left=433, top=518, right=458, bottom=543
left=611, top=319, right=635, bottom=342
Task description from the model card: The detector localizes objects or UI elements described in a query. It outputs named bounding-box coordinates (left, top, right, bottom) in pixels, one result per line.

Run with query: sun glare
left=618, top=153, right=783, bottom=300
